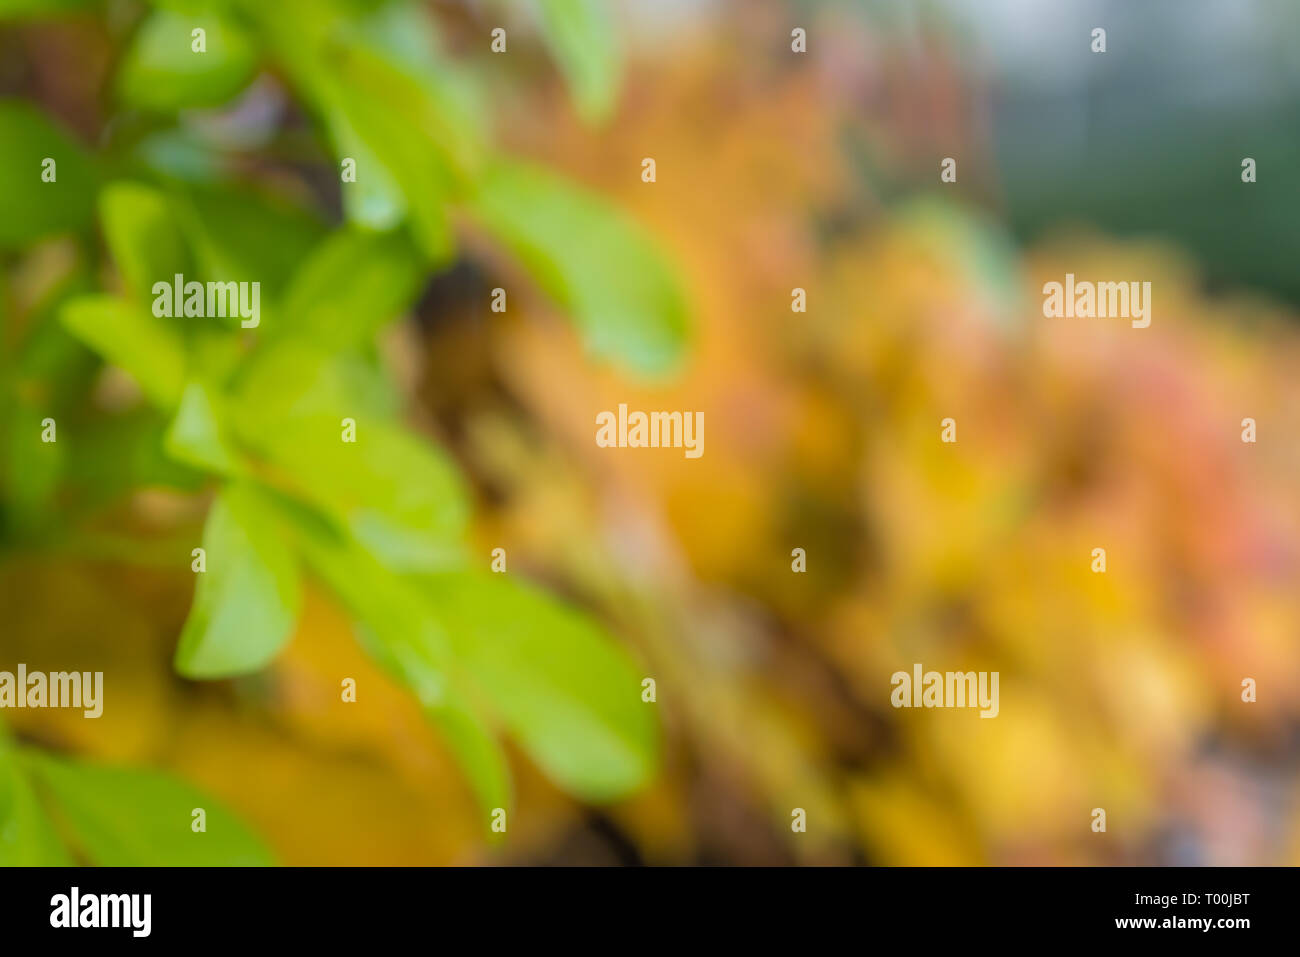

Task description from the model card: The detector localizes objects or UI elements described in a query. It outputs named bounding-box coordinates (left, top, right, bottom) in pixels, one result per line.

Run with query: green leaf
left=281, top=507, right=510, bottom=814
left=164, top=380, right=242, bottom=475
left=424, top=700, right=511, bottom=818
left=331, top=117, right=406, bottom=231
left=175, top=482, right=301, bottom=678
left=265, top=422, right=467, bottom=573
left=467, top=158, right=689, bottom=375
left=332, top=88, right=455, bottom=261
left=276, top=227, right=426, bottom=349
left=536, top=0, right=622, bottom=123
left=324, top=49, right=465, bottom=261
left=341, top=0, right=486, bottom=171
left=231, top=340, right=401, bottom=428
left=231, top=344, right=466, bottom=572
left=117, top=9, right=259, bottom=112
left=296, top=517, right=453, bottom=681
left=0, top=100, right=97, bottom=248
left=99, top=181, right=191, bottom=300
left=23, top=751, right=275, bottom=865
left=60, top=295, right=187, bottom=408
left=0, top=739, right=70, bottom=866
left=418, top=570, right=658, bottom=802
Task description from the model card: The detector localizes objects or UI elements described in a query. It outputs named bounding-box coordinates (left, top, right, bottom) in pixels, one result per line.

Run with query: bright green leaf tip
left=175, top=482, right=301, bottom=679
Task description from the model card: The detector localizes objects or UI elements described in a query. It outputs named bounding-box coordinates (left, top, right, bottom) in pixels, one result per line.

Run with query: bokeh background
left=2, top=0, right=1299, bottom=865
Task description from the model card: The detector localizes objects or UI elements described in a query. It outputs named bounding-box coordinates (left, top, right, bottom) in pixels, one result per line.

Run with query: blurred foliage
left=0, top=0, right=682, bottom=863
left=2, top=0, right=1298, bottom=868
left=454, top=4, right=1300, bottom=865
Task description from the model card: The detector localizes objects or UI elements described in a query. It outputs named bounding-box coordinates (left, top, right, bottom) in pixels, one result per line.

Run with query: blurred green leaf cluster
left=0, top=0, right=681, bottom=860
